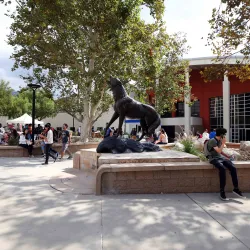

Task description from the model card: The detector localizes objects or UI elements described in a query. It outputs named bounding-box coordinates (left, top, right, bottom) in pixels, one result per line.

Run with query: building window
left=210, top=97, right=223, bottom=131
left=210, top=93, right=250, bottom=142
left=176, top=102, right=184, bottom=117
left=191, top=100, right=200, bottom=117
left=161, top=110, right=172, bottom=118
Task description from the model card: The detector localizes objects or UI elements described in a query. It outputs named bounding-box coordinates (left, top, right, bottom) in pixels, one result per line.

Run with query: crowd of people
left=1, top=121, right=247, bottom=200
left=195, top=128, right=216, bottom=140
left=103, top=125, right=169, bottom=144
left=0, top=122, right=73, bottom=164
left=0, top=123, right=21, bottom=145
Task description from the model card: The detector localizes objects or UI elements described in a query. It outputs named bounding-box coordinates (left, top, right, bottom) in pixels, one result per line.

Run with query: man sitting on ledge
left=207, top=127, right=245, bottom=200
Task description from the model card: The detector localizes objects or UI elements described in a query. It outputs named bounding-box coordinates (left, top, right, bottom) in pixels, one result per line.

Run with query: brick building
left=159, top=56, right=250, bottom=143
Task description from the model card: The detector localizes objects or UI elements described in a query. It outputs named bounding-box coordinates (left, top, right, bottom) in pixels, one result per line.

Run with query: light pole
left=27, top=83, right=41, bottom=144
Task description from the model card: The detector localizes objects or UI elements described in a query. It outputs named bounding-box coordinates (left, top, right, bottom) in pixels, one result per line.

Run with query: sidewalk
left=0, top=157, right=250, bottom=250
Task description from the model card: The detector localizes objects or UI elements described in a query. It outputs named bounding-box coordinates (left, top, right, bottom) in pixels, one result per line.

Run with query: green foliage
left=0, top=79, right=15, bottom=117
left=17, top=88, right=57, bottom=120
left=0, top=80, right=56, bottom=119
left=5, top=0, right=188, bottom=140
left=180, top=138, right=195, bottom=154
left=174, top=134, right=207, bottom=162
left=206, top=0, right=250, bottom=81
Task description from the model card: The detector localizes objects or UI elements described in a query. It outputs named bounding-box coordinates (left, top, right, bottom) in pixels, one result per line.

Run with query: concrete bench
left=96, top=161, right=250, bottom=195
left=0, top=142, right=99, bottom=157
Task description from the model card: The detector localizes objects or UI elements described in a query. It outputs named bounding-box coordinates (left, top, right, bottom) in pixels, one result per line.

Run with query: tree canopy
left=4, top=0, right=189, bottom=140
left=0, top=79, right=15, bottom=117
left=0, top=79, right=57, bottom=119
left=206, top=0, right=250, bottom=81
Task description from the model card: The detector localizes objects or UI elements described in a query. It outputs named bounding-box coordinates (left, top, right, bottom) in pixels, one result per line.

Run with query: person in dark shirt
left=207, top=127, right=245, bottom=200
left=130, top=128, right=137, bottom=140
left=60, top=123, right=73, bottom=160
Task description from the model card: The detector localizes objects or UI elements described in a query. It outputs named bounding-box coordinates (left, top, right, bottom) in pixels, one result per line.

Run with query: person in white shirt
left=19, top=129, right=34, bottom=157
left=78, top=126, right=81, bottom=136
left=0, top=123, right=5, bottom=142
left=0, top=123, right=5, bottom=133
left=202, top=129, right=210, bottom=140
left=40, top=123, right=57, bottom=165
left=155, top=129, right=168, bottom=144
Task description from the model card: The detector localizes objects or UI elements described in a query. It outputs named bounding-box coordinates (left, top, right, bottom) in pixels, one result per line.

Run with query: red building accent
left=190, top=69, right=250, bottom=130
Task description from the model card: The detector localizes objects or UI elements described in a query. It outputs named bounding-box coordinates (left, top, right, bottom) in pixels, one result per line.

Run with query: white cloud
left=0, top=68, right=25, bottom=90
left=0, top=0, right=221, bottom=89
left=141, top=0, right=221, bottom=58
left=164, top=0, right=221, bottom=58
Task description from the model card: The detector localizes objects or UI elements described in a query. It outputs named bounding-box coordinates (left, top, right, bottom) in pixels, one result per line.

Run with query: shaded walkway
left=0, top=157, right=249, bottom=250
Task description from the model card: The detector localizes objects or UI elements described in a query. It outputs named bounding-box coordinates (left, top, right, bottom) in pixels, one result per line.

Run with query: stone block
left=113, top=180, right=128, bottom=189
left=143, top=180, right=162, bottom=188
left=170, top=170, right=189, bottom=178
left=116, top=172, right=136, bottom=180
left=240, top=141, right=250, bottom=151
left=128, top=180, right=145, bottom=189
left=81, top=159, right=91, bottom=170
left=238, top=177, right=250, bottom=190
left=118, top=189, right=147, bottom=194
left=178, top=178, right=195, bottom=187
left=178, top=186, right=197, bottom=193
left=102, top=172, right=116, bottom=190
left=162, top=179, right=179, bottom=188
left=136, top=171, right=153, bottom=180
left=210, top=178, right=220, bottom=187
left=153, top=171, right=170, bottom=179
left=73, top=152, right=80, bottom=169
left=187, top=170, right=203, bottom=177
left=161, top=186, right=180, bottom=193
left=203, top=169, right=217, bottom=178
left=195, top=177, right=211, bottom=187
left=237, top=169, right=250, bottom=177
left=99, top=159, right=110, bottom=165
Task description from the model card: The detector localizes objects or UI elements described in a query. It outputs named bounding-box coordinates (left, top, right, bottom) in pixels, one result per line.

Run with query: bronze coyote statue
left=105, top=76, right=161, bottom=141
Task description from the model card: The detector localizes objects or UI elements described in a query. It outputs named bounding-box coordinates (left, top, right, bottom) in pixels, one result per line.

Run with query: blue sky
left=0, top=0, right=220, bottom=90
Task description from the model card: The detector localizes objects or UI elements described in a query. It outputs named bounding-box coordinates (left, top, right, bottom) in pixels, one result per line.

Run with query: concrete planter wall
left=0, top=142, right=99, bottom=157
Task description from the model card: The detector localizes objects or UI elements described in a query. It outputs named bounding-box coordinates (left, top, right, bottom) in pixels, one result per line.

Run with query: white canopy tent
left=6, top=113, right=44, bottom=125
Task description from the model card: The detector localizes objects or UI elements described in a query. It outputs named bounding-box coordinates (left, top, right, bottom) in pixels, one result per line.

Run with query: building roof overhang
left=185, top=55, right=246, bottom=69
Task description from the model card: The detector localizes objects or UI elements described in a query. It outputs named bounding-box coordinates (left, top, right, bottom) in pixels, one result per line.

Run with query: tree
left=0, top=79, right=16, bottom=117
left=5, top=0, right=189, bottom=141
left=16, top=88, right=57, bottom=120
left=206, top=0, right=250, bottom=81
left=0, top=79, right=57, bottom=119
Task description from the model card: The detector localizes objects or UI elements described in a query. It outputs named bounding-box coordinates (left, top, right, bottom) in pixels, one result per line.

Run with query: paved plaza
left=0, top=157, right=250, bottom=250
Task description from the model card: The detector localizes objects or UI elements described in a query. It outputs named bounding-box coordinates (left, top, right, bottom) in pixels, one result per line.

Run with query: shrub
left=173, top=131, right=207, bottom=162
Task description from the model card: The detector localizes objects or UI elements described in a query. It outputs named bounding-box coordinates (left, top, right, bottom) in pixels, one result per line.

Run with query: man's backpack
left=203, top=140, right=210, bottom=158
left=203, top=138, right=218, bottom=158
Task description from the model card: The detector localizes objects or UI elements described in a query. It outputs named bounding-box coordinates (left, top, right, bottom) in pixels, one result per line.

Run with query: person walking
left=40, top=123, right=58, bottom=165
left=60, top=123, right=73, bottom=160
left=207, top=127, right=245, bottom=200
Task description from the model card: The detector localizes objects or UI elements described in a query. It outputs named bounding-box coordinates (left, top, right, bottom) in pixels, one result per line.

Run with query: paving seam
left=185, top=193, right=250, bottom=250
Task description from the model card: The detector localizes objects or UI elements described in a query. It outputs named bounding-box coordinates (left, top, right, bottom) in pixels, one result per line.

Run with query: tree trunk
left=80, top=31, right=96, bottom=142
left=80, top=115, right=91, bottom=142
